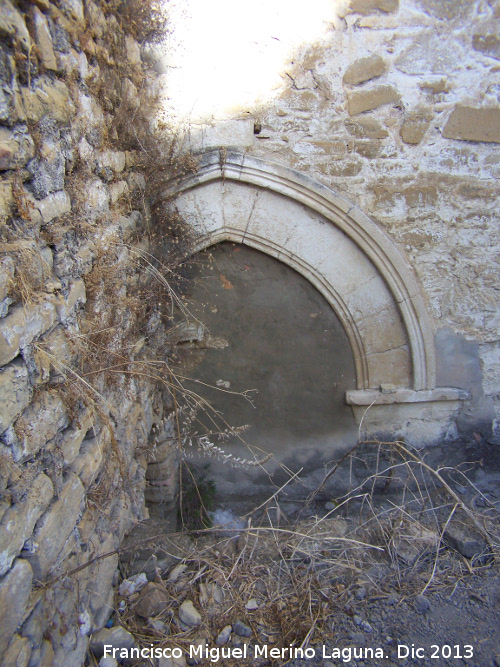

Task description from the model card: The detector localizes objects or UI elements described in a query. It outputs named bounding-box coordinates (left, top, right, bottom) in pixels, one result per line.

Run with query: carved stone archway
left=164, top=151, right=466, bottom=441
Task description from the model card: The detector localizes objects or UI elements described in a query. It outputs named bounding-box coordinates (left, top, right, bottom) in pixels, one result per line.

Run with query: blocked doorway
left=176, top=242, right=358, bottom=503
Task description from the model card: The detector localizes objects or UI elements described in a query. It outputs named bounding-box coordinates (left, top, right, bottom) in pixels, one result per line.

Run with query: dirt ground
left=91, top=437, right=500, bottom=667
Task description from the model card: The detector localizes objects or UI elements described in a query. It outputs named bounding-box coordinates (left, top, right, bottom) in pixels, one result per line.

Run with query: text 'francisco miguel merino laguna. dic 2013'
left=103, top=644, right=388, bottom=663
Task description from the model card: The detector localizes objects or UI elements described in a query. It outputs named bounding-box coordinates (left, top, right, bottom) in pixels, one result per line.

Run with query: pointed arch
left=165, top=150, right=436, bottom=395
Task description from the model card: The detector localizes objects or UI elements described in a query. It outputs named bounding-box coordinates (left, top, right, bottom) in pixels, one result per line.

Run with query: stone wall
left=165, top=0, right=500, bottom=442
left=0, top=1, right=181, bottom=664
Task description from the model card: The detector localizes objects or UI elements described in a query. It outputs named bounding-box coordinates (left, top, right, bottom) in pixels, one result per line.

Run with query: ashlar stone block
left=443, top=106, right=500, bottom=143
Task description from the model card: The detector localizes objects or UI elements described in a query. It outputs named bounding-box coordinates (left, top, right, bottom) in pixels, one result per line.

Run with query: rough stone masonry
left=0, top=1, right=180, bottom=665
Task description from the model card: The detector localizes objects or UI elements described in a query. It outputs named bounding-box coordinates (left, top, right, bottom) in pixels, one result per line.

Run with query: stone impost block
left=33, top=7, right=57, bottom=71
left=442, top=106, right=500, bottom=143
left=0, top=299, right=58, bottom=367
left=0, top=559, right=33, bottom=654
left=0, top=360, right=31, bottom=435
left=0, top=473, right=53, bottom=577
left=7, top=390, right=68, bottom=462
left=347, top=0, right=399, bottom=13
left=24, top=472, right=84, bottom=582
left=343, top=54, right=386, bottom=85
left=35, top=190, right=71, bottom=224
left=348, top=84, right=400, bottom=115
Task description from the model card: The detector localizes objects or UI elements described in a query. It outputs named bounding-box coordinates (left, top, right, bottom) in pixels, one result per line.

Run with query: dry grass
left=82, top=440, right=500, bottom=665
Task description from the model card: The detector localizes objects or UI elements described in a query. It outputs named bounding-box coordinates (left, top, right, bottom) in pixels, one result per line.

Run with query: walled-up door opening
left=175, top=242, right=358, bottom=507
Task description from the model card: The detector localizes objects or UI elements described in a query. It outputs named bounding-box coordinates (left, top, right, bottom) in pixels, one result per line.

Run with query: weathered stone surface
left=84, top=179, right=110, bottom=214
left=0, top=1, right=31, bottom=50
left=22, top=80, right=75, bottom=123
left=444, top=520, right=488, bottom=559
left=27, top=640, right=54, bottom=667
left=0, top=182, right=14, bottom=222
left=0, top=256, right=14, bottom=305
left=133, top=582, right=170, bottom=618
left=443, top=106, right=500, bottom=143
left=0, top=473, right=52, bottom=576
left=347, top=0, right=399, bottom=13
left=98, top=150, right=126, bottom=173
left=58, top=409, right=94, bottom=466
left=415, top=0, right=472, bottom=20
left=144, top=461, right=178, bottom=503
left=90, top=626, right=135, bottom=658
left=473, top=33, right=500, bottom=60
left=0, top=126, right=35, bottom=171
left=33, top=7, right=57, bottom=71
left=400, top=109, right=432, bottom=144
left=70, top=437, right=102, bottom=487
left=63, top=0, right=84, bottom=21
left=87, top=536, right=118, bottom=616
left=343, top=54, right=386, bottom=85
left=24, top=472, right=84, bottom=581
left=35, top=190, right=71, bottom=224
left=0, top=361, right=31, bottom=435
left=145, top=449, right=178, bottom=480
left=27, top=154, right=65, bottom=200
left=0, top=299, right=58, bottom=367
left=348, top=84, right=400, bottom=115
left=395, top=33, right=463, bottom=75
left=125, top=35, right=141, bottom=64
left=392, top=522, right=439, bottom=564
left=216, top=625, right=232, bottom=646
left=179, top=599, right=201, bottom=627
left=419, top=78, right=450, bottom=94
left=6, top=390, right=68, bottom=462
left=109, top=180, right=128, bottom=204
left=56, top=279, right=86, bottom=323
left=0, top=559, right=33, bottom=654
left=2, top=633, right=31, bottom=667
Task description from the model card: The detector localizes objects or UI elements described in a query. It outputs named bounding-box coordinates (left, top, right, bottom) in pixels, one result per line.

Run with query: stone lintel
left=345, top=387, right=469, bottom=405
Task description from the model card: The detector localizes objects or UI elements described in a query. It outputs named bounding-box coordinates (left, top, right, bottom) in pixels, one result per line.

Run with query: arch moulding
left=165, top=150, right=466, bottom=411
